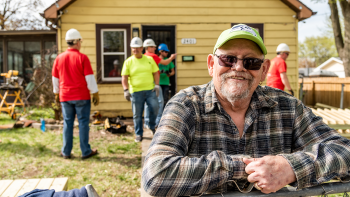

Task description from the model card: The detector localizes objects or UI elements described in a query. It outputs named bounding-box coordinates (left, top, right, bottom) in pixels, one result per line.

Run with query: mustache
left=221, top=71, right=253, bottom=80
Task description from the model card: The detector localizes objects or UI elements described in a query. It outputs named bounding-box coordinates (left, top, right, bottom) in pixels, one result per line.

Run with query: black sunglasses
left=214, top=54, right=264, bottom=70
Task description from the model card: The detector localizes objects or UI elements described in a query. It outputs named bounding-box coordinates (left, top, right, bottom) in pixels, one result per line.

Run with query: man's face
left=207, top=39, right=270, bottom=103
left=132, top=47, right=143, bottom=55
left=281, top=52, right=289, bottom=60
left=113, top=64, right=118, bottom=69
left=147, top=46, right=156, bottom=53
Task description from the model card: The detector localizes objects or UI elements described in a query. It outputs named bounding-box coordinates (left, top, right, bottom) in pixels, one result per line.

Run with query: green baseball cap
left=213, top=24, right=267, bottom=55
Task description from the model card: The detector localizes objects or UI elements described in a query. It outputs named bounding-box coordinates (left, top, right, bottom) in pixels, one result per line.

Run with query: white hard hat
left=130, top=37, right=143, bottom=47
left=276, top=43, right=290, bottom=52
left=113, top=60, right=119, bottom=65
left=65, top=29, right=82, bottom=40
left=143, top=39, right=156, bottom=47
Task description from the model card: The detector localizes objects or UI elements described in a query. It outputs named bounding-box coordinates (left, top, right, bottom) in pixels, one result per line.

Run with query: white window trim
left=101, top=29, right=127, bottom=82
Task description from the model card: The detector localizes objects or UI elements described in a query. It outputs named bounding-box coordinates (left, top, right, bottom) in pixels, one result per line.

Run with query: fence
left=299, top=77, right=350, bottom=108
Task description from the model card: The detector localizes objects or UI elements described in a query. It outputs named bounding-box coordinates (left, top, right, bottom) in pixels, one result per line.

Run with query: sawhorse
left=0, top=86, right=25, bottom=119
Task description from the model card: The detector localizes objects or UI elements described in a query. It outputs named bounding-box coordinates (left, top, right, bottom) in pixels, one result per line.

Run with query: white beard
left=220, top=72, right=255, bottom=105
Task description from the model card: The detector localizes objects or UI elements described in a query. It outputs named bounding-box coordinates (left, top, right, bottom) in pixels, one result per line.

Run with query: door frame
left=141, top=25, right=177, bottom=95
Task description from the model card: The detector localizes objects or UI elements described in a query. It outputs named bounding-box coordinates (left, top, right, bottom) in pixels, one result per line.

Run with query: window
left=231, top=23, right=264, bottom=41
left=96, top=24, right=131, bottom=83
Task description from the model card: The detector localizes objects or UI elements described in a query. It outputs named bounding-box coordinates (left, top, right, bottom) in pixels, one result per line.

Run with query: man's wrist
left=124, top=89, right=129, bottom=92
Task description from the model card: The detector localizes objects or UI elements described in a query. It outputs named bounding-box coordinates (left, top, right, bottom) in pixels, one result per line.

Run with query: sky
left=41, top=0, right=330, bottom=42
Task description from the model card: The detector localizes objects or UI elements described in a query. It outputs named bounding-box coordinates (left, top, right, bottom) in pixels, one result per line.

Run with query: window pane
left=103, top=55, right=125, bottom=78
left=8, top=41, right=24, bottom=52
left=8, top=42, right=24, bottom=72
left=25, top=42, right=40, bottom=53
left=103, top=31, right=125, bottom=53
left=45, top=41, right=56, bottom=50
left=44, top=41, right=57, bottom=68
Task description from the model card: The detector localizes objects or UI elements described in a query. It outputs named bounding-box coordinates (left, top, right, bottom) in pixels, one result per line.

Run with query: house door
left=142, top=26, right=176, bottom=97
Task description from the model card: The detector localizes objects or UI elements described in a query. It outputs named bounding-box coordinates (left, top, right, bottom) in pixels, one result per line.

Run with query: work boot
left=85, top=184, right=100, bottom=197
left=82, top=149, right=98, bottom=160
left=135, top=135, right=142, bottom=142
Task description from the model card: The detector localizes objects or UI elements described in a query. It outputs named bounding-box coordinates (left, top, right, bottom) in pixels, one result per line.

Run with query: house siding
left=57, top=0, right=299, bottom=117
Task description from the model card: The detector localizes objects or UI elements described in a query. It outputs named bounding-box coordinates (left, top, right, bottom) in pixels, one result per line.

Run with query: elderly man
left=142, top=24, right=350, bottom=196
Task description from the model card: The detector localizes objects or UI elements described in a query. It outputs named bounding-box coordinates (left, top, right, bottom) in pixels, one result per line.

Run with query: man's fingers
left=243, top=157, right=260, bottom=165
left=247, top=172, right=259, bottom=183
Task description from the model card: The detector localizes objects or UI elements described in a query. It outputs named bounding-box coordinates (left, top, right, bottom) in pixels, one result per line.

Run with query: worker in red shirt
left=52, top=29, right=99, bottom=159
left=143, top=39, right=176, bottom=130
left=108, top=60, right=121, bottom=77
left=266, top=43, right=294, bottom=96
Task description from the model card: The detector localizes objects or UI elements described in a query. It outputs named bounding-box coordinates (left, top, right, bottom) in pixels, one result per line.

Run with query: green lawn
left=0, top=114, right=141, bottom=197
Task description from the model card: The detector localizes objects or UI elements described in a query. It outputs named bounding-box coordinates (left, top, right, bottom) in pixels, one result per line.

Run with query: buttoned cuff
left=279, top=152, right=318, bottom=189
left=229, top=155, right=249, bottom=180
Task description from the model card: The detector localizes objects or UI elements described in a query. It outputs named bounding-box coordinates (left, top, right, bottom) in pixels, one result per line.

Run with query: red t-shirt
left=52, top=48, right=93, bottom=102
left=144, top=52, right=161, bottom=75
left=266, top=57, right=287, bottom=90
left=108, top=69, right=120, bottom=77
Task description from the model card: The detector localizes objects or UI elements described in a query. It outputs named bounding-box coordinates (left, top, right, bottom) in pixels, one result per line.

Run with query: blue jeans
left=161, top=85, right=170, bottom=108
left=131, top=90, right=158, bottom=136
left=144, top=87, right=163, bottom=128
left=61, top=100, right=92, bottom=157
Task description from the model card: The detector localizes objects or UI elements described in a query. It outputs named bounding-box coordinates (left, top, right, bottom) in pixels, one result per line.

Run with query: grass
left=0, top=114, right=141, bottom=197
left=22, top=107, right=55, bottom=121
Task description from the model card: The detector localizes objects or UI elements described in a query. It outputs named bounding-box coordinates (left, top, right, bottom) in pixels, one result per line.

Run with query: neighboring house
left=42, top=0, right=314, bottom=117
left=298, top=68, right=315, bottom=77
left=311, top=57, right=345, bottom=78
left=0, top=30, right=57, bottom=82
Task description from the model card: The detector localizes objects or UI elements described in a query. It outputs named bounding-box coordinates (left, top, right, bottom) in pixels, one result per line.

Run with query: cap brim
left=214, top=32, right=267, bottom=55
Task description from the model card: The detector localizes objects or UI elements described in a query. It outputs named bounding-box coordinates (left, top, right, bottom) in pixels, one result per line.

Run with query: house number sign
left=181, top=38, right=196, bottom=44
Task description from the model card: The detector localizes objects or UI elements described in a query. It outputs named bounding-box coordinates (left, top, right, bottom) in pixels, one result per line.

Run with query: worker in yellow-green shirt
left=121, top=37, right=159, bottom=142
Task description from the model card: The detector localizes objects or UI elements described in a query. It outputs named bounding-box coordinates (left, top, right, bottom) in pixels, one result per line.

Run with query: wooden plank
left=177, top=70, right=209, bottom=77
left=66, top=7, right=294, bottom=16
left=0, top=180, right=13, bottom=196
left=71, top=0, right=290, bottom=8
left=327, top=109, right=350, bottom=123
left=49, top=178, right=69, bottom=192
left=1, top=179, right=27, bottom=197
left=16, top=179, right=40, bottom=196
left=177, top=77, right=211, bottom=86
left=35, top=178, right=54, bottom=190
left=316, top=109, right=344, bottom=124
left=91, top=102, right=132, bottom=110
left=62, top=15, right=295, bottom=24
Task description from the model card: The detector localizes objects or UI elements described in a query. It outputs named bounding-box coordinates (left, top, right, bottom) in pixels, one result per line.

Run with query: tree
left=299, top=36, right=338, bottom=66
left=0, top=0, right=46, bottom=30
left=312, top=0, right=350, bottom=77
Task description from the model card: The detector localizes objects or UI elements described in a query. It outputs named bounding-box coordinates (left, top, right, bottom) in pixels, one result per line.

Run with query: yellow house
left=43, top=0, right=314, bottom=117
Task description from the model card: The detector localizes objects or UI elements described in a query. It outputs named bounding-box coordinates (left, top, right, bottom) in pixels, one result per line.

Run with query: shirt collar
left=204, top=81, right=278, bottom=113
left=67, top=48, right=79, bottom=52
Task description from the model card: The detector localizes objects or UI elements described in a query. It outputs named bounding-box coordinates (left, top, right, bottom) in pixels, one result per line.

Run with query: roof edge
left=280, top=0, right=315, bottom=21
left=43, top=0, right=76, bottom=20
left=42, top=0, right=314, bottom=21
left=314, top=57, right=343, bottom=71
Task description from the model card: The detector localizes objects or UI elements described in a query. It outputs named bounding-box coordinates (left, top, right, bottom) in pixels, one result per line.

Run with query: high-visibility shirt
left=121, top=55, right=159, bottom=93
left=52, top=48, right=98, bottom=102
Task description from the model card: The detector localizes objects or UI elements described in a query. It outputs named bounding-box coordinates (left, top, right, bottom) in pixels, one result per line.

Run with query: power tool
left=91, top=111, right=102, bottom=125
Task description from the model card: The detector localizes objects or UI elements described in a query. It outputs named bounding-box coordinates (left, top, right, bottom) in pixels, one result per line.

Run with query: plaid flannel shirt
left=142, top=81, right=350, bottom=196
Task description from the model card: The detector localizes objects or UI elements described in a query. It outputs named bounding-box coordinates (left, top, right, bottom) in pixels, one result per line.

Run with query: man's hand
left=124, top=89, right=131, bottom=101
left=92, top=92, right=99, bottom=106
left=170, top=53, right=177, bottom=60
left=153, top=85, right=160, bottom=97
left=55, top=93, right=60, bottom=103
left=243, top=156, right=296, bottom=194
left=288, top=89, right=294, bottom=96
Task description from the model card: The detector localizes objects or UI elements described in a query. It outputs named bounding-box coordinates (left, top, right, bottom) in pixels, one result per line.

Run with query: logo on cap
left=230, top=25, right=257, bottom=37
